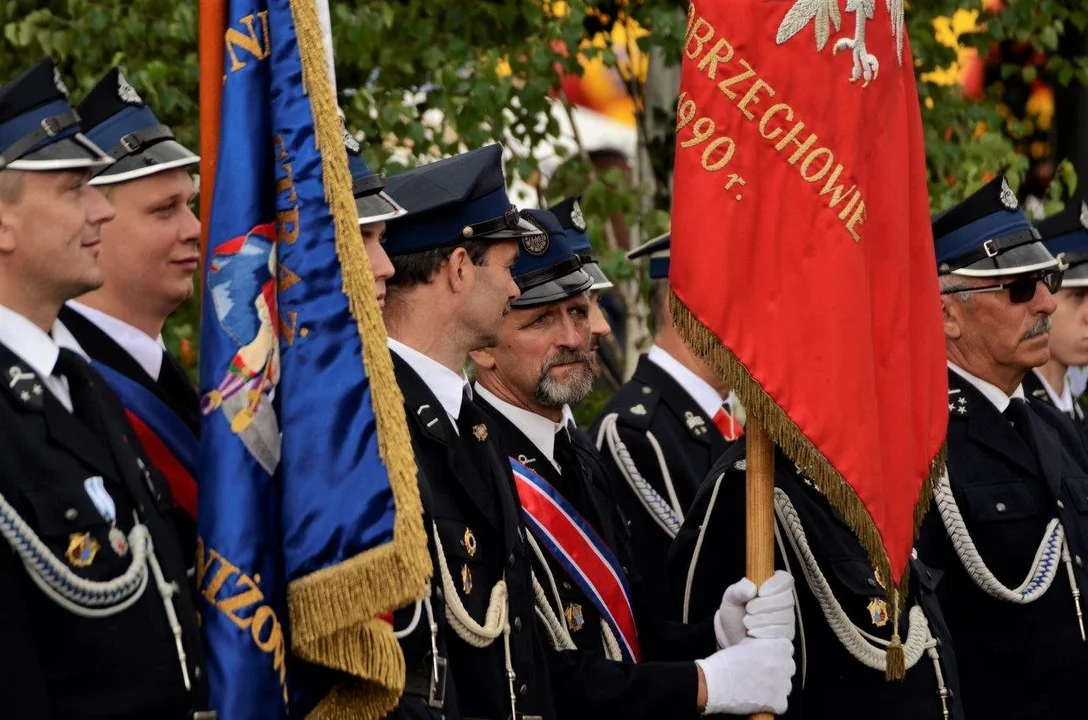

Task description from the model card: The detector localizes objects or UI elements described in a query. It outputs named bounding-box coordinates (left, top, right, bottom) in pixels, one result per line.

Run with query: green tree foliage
left=2, top=0, right=1086, bottom=387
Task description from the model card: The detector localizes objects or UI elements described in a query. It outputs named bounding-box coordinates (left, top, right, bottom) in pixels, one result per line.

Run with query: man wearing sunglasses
left=919, top=175, right=1088, bottom=719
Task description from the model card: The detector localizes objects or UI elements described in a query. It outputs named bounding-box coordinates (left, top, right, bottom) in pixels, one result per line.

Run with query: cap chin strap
left=938, top=228, right=1040, bottom=274
left=103, top=124, right=175, bottom=160
left=0, top=109, right=81, bottom=169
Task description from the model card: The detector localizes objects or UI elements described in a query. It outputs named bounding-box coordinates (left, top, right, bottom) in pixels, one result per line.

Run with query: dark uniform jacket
left=916, top=369, right=1088, bottom=719
left=590, top=355, right=731, bottom=633
left=0, top=340, right=207, bottom=719
left=393, top=355, right=555, bottom=720
left=58, top=305, right=200, bottom=566
left=1022, top=368, right=1088, bottom=452
left=671, top=439, right=962, bottom=720
left=473, top=393, right=707, bottom=720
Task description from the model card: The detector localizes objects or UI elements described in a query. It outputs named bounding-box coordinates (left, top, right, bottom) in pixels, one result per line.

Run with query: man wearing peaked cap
left=550, top=195, right=622, bottom=383
left=56, top=67, right=204, bottom=570
left=916, top=175, right=1088, bottom=719
left=1022, top=198, right=1088, bottom=445
left=380, top=144, right=553, bottom=719
left=0, top=60, right=210, bottom=718
left=470, top=209, right=795, bottom=719
left=592, top=232, right=741, bottom=641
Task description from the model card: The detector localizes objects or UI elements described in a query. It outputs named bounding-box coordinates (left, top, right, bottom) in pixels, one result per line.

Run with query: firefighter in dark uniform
left=54, top=68, right=202, bottom=566
left=670, top=442, right=962, bottom=719
left=592, top=232, right=740, bottom=631
left=0, top=59, right=211, bottom=719
left=469, top=208, right=796, bottom=718
left=917, top=175, right=1088, bottom=719
left=382, top=144, right=559, bottom=720
left=1021, top=197, right=1088, bottom=446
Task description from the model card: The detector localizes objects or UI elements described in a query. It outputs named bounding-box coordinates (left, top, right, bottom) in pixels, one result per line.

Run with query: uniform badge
left=460, top=563, right=473, bottom=595
left=53, top=67, right=68, bottom=97
left=999, top=177, right=1019, bottom=210
left=684, top=411, right=708, bottom=437
left=66, top=532, right=99, bottom=568
left=7, top=366, right=43, bottom=409
left=565, top=602, right=585, bottom=632
left=116, top=71, right=143, bottom=105
left=521, top=231, right=549, bottom=256
left=472, top=424, right=488, bottom=441
left=570, top=200, right=586, bottom=231
left=109, top=527, right=129, bottom=557
left=1080, top=201, right=1088, bottom=230
left=461, top=526, right=477, bottom=557
left=867, top=598, right=889, bottom=627
left=629, top=404, right=647, bottom=416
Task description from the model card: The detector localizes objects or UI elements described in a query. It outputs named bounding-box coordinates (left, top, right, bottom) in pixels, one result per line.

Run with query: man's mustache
left=542, top=348, right=594, bottom=373
left=1023, top=316, right=1052, bottom=340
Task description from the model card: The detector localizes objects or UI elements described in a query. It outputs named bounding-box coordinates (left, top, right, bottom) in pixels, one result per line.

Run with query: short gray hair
left=0, top=169, right=25, bottom=204
left=938, top=274, right=973, bottom=303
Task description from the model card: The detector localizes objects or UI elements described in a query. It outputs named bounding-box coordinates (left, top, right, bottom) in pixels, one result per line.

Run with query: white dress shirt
left=647, top=344, right=726, bottom=418
left=66, top=301, right=166, bottom=381
left=948, top=361, right=1026, bottom=413
left=1030, top=368, right=1075, bottom=415
left=387, top=338, right=470, bottom=432
left=474, top=382, right=569, bottom=472
left=0, top=304, right=75, bottom=412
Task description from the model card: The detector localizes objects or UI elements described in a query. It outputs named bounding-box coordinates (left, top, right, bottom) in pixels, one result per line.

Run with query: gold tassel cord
left=286, top=0, right=432, bottom=716
left=670, top=291, right=945, bottom=682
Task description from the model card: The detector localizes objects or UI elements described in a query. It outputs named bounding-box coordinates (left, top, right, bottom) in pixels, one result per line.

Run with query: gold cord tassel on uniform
left=885, top=590, right=905, bottom=681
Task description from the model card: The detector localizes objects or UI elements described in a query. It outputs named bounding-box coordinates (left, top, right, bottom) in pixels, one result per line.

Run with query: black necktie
left=54, top=348, right=107, bottom=438
left=1004, top=397, right=1038, bottom=455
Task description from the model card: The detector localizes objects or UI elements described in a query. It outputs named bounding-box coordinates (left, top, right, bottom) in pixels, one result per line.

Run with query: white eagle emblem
left=1080, top=201, right=1088, bottom=230
left=116, top=71, right=143, bottom=105
left=775, top=0, right=905, bottom=87
left=53, top=67, right=68, bottom=97
left=999, top=177, right=1018, bottom=210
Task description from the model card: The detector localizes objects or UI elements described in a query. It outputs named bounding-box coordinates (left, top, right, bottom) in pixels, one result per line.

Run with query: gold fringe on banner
left=670, top=291, right=945, bottom=681
left=286, top=0, right=432, bottom=716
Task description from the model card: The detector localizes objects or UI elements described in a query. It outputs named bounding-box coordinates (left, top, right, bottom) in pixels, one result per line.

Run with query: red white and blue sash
left=510, top=458, right=641, bottom=662
left=91, top=361, right=199, bottom=520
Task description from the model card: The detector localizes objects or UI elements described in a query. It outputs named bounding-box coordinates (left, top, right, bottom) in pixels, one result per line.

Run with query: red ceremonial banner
left=670, top=1, right=947, bottom=605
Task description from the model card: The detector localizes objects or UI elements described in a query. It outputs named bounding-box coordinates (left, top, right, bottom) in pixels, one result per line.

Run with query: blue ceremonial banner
left=197, top=0, right=430, bottom=717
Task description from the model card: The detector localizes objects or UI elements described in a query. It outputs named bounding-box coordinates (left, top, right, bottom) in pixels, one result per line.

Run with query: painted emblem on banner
left=201, top=222, right=282, bottom=475
left=775, top=0, right=906, bottom=87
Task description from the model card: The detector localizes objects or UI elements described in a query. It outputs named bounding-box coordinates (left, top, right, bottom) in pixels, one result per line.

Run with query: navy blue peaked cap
left=627, top=232, right=670, bottom=280
left=511, top=208, right=593, bottom=308
left=341, top=115, right=405, bottom=224
left=383, top=144, right=542, bottom=256
left=551, top=195, right=612, bottom=289
left=0, top=59, right=111, bottom=172
left=78, top=67, right=197, bottom=185
left=932, top=175, right=1057, bottom=277
left=1038, top=199, right=1088, bottom=287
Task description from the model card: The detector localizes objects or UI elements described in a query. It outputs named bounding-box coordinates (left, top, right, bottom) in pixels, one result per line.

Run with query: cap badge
left=570, top=200, right=587, bottom=231
left=53, top=67, right=68, bottom=97
left=117, top=71, right=143, bottom=105
left=1080, top=201, right=1088, bottom=230
left=521, top=231, right=549, bottom=256
left=999, top=177, right=1019, bottom=210
left=340, top=115, right=360, bottom=154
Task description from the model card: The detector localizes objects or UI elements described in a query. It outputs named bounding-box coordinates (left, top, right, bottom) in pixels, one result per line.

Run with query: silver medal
left=109, top=526, right=129, bottom=557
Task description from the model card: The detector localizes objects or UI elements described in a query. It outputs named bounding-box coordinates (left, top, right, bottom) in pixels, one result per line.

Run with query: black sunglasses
left=941, top=268, right=1064, bottom=304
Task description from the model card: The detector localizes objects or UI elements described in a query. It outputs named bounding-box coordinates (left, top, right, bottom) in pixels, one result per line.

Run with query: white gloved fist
left=745, top=570, right=796, bottom=641
left=695, top=637, right=795, bottom=716
left=713, top=577, right=757, bottom=650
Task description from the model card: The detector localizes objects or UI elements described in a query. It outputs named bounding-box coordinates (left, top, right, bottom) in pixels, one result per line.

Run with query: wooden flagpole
left=198, top=0, right=226, bottom=258
left=746, top=418, right=776, bottom=720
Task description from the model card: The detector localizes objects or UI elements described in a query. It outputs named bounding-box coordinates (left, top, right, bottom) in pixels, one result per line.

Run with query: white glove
left=745, top=570, right=796, bottom=641
left=713, top=577, right=757, bottom=650
left=695, top=638, right=795, bottom=716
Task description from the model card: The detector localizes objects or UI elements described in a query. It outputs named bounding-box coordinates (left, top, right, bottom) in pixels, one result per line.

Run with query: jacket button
left=507, top=554, right=516, bottom=569
left=514, top=616, right=522, bottom=632
left=867, top=578, right=878, bottom=588
left=64, top=508, right=78, bottom=522
left=195, top=666, right=202, bottom=680
left=995, top=502, right=1007, bottom=513
left=1077, top=555, right=1084, bottom=568
left=562, top=581, right=572, bottom=591
left=519, top=683, right=528, bottom=697
left=435, top=585, right=445, bottom=602
left=1057, top=500, right=1066, bottom=510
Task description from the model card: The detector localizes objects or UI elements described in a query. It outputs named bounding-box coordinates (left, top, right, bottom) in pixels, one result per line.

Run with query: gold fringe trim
left=670, top=291, right=945, bottom=682
left=286, top=0, right=431, bottom=716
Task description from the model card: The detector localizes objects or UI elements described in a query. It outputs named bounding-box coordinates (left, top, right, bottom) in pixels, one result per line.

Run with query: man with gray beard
left=916, top=175, right=1088, bottom=719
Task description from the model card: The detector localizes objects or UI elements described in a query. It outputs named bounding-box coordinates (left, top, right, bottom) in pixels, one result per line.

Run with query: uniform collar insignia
left=6, top=363, right=44, bottom=410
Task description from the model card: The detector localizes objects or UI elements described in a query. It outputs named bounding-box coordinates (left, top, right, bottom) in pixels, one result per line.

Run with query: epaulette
left=413, top=402, right=448, bottom=444
left=612, top=383, right=661, bottom=432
